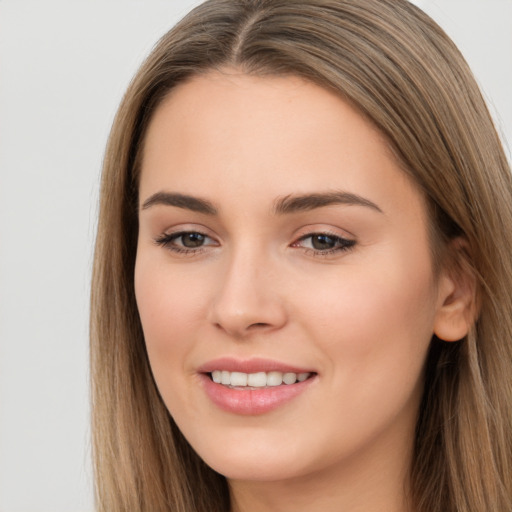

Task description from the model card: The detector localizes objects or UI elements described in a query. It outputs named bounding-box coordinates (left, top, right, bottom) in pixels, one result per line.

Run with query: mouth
left=209, top=370, right=313, bottom=388
left=198, top=358, right=317, bottom=415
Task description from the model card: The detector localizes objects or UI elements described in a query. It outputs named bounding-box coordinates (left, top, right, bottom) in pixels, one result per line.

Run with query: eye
left=175, top=232, right=208, bottom=248
left=154, top=231, right=218, bottom=253
left=294, top=232, right=356, bottom=255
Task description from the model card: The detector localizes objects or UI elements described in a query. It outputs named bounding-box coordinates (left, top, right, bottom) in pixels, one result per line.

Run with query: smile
left=210, top=370, right=312, bottom=388
left=198, top=359, right=317, bottom=415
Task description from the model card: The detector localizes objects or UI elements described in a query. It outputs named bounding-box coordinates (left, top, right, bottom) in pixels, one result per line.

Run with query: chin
left=183, top=426, right=312, bottom=482
left=204, top=454, right=306, bottom=483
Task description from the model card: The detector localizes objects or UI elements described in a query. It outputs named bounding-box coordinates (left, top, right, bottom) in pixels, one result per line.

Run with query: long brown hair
left=90, top=1, right=512, bottom=510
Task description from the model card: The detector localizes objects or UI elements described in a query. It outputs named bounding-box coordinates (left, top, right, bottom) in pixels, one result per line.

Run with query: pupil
left=182, top=233, right=205, bottom=248
left=312, top=234, right=335, bottom=250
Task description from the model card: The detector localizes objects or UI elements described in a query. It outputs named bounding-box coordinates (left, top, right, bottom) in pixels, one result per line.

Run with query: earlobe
left=433, top=241, right=478, bottom=342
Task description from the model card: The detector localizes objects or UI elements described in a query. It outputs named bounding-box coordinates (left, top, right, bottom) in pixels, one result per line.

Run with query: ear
left=433, top=239, right=478, bottom=342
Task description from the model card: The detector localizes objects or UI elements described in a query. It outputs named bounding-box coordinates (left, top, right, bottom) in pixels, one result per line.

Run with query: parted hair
left=90, top=1, right=512, bottom=510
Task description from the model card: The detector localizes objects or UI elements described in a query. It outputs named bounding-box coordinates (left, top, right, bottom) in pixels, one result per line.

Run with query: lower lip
left=199, top=374, right=316, bottom=415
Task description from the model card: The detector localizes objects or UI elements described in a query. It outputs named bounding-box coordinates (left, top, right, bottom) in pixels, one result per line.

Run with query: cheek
left=134, top=257, right=206, bottom=370
left=134, top=256, right=213, bottom=427
left=286, top=259, right=436, bottom=460
left=298, top=249, right=437, bottom=383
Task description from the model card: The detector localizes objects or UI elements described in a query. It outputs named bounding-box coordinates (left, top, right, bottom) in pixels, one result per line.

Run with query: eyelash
left=153, top=231, right=356, bottom=257
left=293, top=232, right=356, bottom=256
left=153, top=231, right=215, bottom=255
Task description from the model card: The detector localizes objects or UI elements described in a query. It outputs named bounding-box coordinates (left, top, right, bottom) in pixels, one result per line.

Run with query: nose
left=207, top=247, right=288, bottom=339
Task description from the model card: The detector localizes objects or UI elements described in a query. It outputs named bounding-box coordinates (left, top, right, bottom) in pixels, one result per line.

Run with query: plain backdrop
left=0, top=1, right=510, bottom=511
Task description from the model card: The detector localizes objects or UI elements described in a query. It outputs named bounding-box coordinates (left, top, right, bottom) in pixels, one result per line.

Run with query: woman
left=90, top=0, right=512, bottom=510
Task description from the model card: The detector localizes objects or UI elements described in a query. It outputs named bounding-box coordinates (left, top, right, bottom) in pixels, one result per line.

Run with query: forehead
left=142, top=70, right=388, bottom=167
left=139, top=69, right=424, bottom=221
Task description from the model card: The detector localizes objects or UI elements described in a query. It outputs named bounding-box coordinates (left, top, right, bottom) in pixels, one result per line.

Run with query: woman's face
left=135, top=71, right=452, bottom=485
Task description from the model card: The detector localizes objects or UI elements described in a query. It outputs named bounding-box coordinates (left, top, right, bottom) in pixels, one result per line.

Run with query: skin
left=135, top=70, right=471, bottom=512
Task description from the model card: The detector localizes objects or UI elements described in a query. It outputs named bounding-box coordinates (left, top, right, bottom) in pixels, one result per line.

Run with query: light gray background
left=0, top=1, right=510, bottom=511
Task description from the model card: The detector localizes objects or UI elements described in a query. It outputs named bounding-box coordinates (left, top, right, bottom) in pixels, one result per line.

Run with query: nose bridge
left=209, top=239, right=286, bottom=337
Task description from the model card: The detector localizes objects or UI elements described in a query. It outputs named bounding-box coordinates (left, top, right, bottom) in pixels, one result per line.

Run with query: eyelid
left=290, top=227, right=357, bottom=256
left=293, top=232, right=355, bottom=246
left=293, top=220, right=355, bottom=235
left=153, top=225, right=220, bottom=254
left=292, top=224, right=356, bottom=242
left=157, top=222, right=219, bottom=240
left=171, top=231, right=218, bottom=246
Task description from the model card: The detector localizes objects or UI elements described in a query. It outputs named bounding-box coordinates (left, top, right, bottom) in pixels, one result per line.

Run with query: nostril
left=248, top=322, right=270, bottom=329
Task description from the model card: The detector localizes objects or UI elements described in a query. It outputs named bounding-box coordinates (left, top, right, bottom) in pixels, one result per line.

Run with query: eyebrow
left=273, top=191, right=383, bottom=215
left=140, top=190, right=383, bottom=216
left=141, top=192, right=217, bottom=215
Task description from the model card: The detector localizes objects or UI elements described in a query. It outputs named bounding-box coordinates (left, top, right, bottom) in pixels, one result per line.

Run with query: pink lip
left=197, top=357, right=317, bottom=415
left=197, top=357, right=314, bottom=374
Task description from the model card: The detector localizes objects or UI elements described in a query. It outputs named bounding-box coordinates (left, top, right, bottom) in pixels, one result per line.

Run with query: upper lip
left=197, top=357, right=315, bottom=375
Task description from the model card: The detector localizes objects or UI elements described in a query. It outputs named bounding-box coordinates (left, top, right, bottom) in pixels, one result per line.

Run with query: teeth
left=283, top=372, right=297, bottom=385
left=266, top=371, right=283, bottom=386
left=247, top=372, right=267, bottom=387
left=210, top=370, right=312, bottom=387
left=230, top=372, right=248, bottom=386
